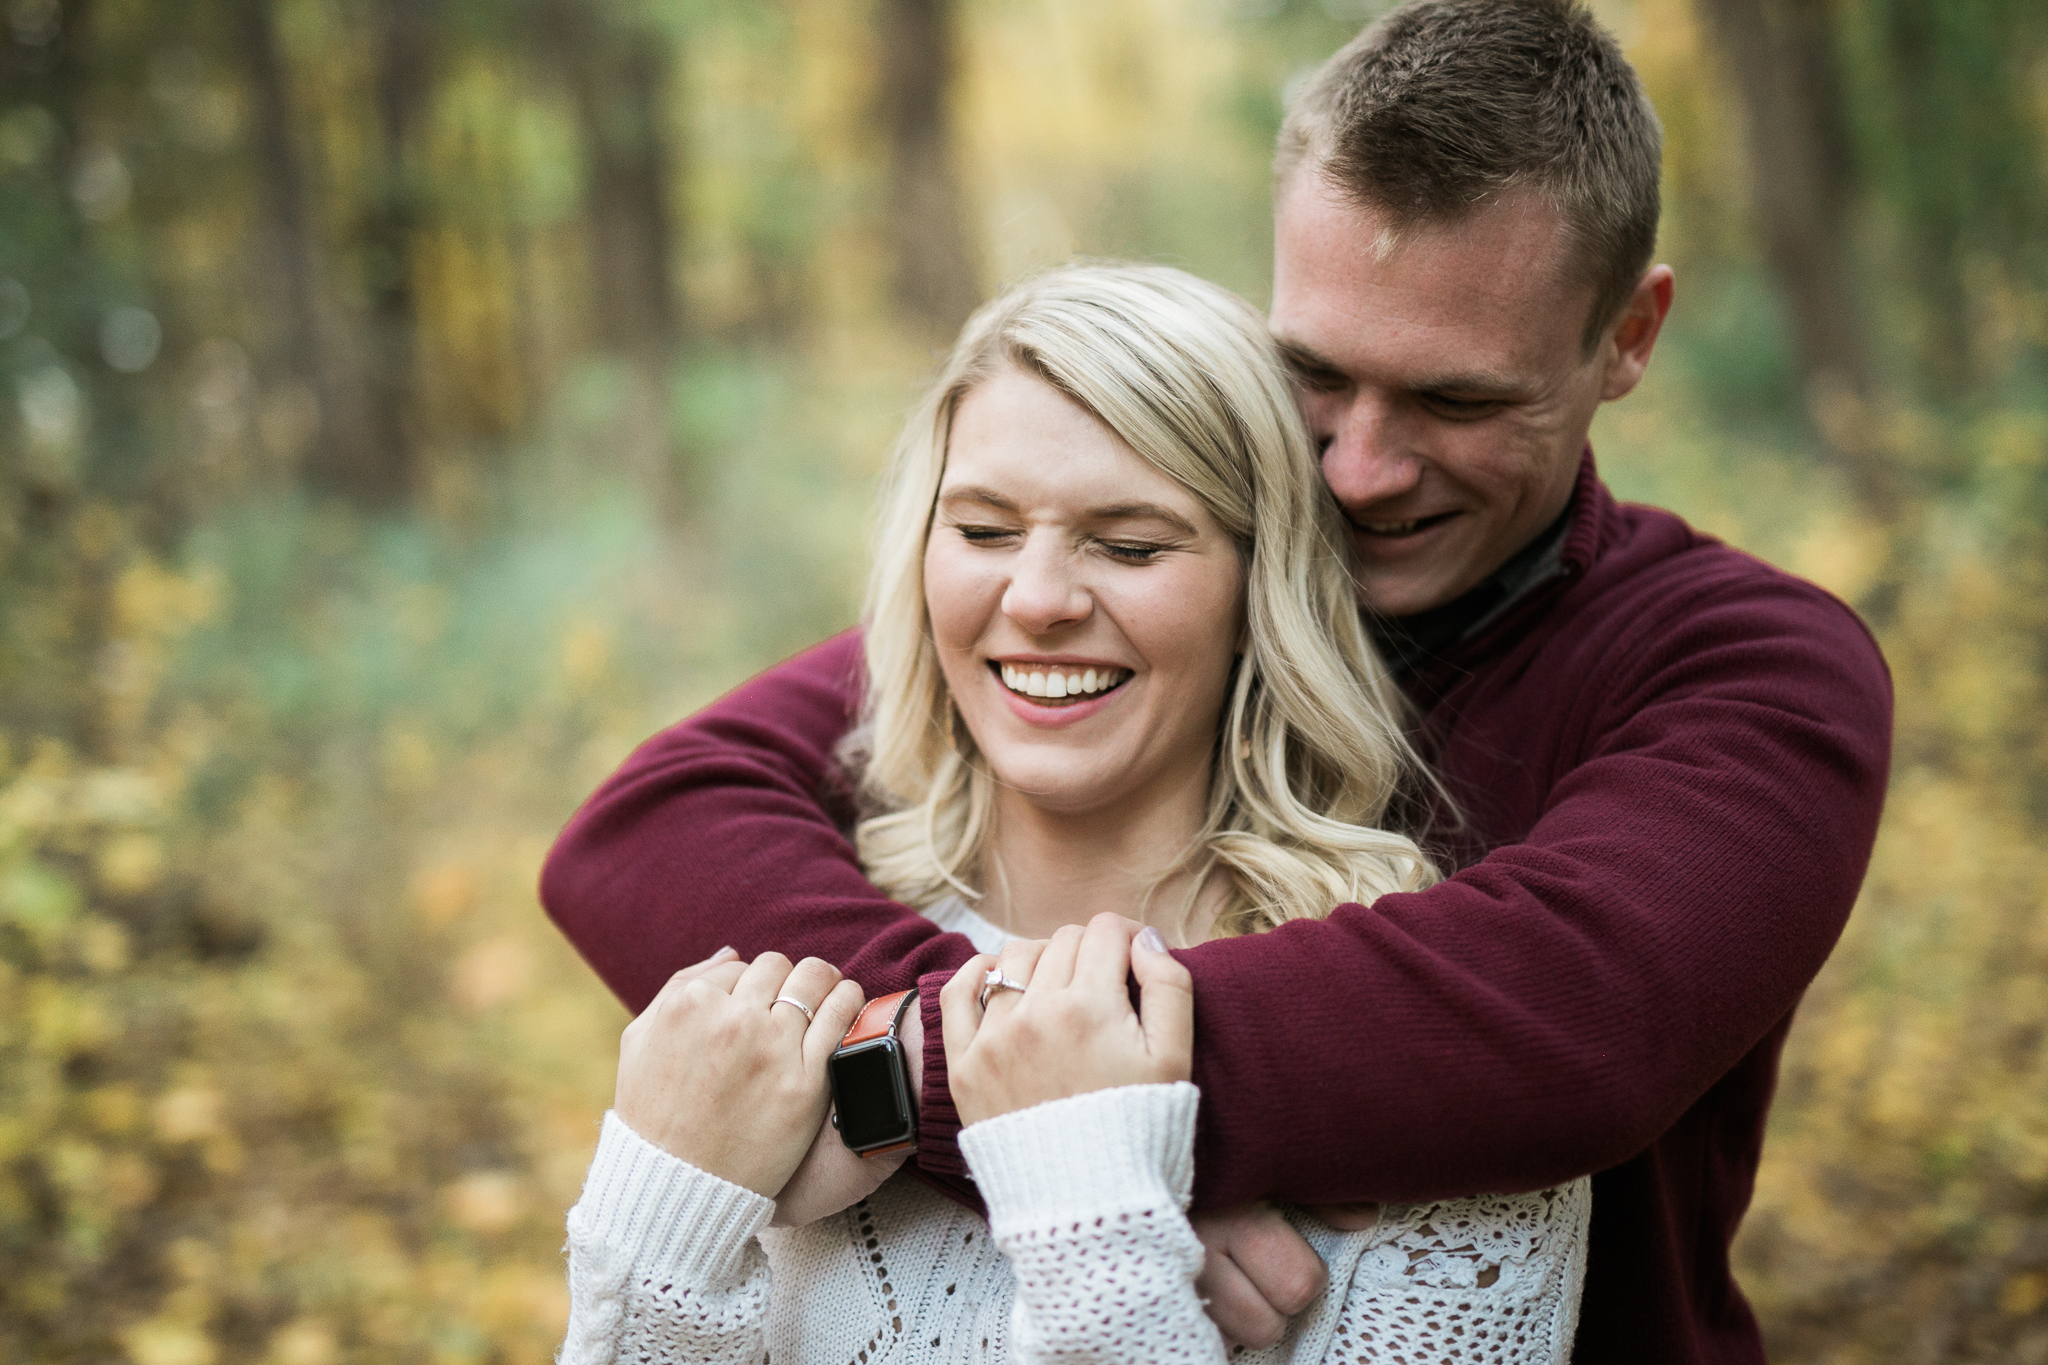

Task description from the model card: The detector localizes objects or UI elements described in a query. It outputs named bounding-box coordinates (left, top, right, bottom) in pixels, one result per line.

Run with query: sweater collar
left=1376, top=447, right=1602, bottom=676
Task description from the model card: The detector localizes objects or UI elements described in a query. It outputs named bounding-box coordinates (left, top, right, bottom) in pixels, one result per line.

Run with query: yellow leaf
left=450, top=935, right=534, bottom=1012
left=267, top=1320, right=338, bottom=1365
left=444, top=1170, right=526, bottom=1235
left=77, top=917, right=132, bottom=974
left=98, top=833, right=166, bottom=895
left=410, top=861, right=479, bottom=926
left=560, top=619, right=613, bottom=691
left=123, top=1320, right=215, bottom=1365
left=2001, top=1270, right=2048, bottom=1317
left=153, top=1087, right=223, bottom=1144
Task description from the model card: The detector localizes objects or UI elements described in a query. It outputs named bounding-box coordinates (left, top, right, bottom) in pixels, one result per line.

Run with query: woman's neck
left=976, top=774, right=1225, bottom=946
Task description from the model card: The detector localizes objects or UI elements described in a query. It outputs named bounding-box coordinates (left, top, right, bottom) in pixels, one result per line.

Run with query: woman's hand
left=614, top=947, right=865, bottom=1198
left=941, top=912, right=1193, bottom=1126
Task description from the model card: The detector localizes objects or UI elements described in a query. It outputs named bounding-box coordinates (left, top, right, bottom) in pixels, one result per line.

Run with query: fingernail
left=714, top=945, right=737, bottom=960
left=1136, top=926, right=1167, bottom=954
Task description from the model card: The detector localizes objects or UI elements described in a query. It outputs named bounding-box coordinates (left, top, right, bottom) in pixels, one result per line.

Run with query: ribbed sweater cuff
left=915, top=973, right=973, bottom=1183
left=578, top=1111, right=773, bottom=1284
left=959, top=1082, right=1198, bottom=1230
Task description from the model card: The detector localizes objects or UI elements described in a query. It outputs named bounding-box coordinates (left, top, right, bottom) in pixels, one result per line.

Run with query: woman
left=561, top=264, right=1590, bottom=1361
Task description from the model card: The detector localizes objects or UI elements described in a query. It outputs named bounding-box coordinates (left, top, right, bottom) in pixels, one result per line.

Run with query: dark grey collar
left=1372, top=498, right=1575, bottom=675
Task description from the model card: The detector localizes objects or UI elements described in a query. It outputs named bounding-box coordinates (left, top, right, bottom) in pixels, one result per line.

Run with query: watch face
left=830, top=1040, right=911, bottom=1151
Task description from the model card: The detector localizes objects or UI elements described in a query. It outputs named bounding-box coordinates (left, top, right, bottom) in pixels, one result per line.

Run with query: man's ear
left=1599, top=265, right=1675, bottom=402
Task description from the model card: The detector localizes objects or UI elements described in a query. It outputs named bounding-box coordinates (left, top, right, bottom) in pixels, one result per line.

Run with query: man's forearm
left=542, top=633, right=944, bottom=1008
left=541, top=632, right=982, bottom=1197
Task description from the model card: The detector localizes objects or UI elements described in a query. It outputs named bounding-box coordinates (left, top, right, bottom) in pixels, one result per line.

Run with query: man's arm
left=1168, top=575, right=1890, bottom=1207
left=541, top=630, right=974, bottom=1013
left=542, top=581, right=1891, bottom=1208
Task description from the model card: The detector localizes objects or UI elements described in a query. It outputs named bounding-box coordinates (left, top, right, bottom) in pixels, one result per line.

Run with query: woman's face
left=925, top=367, right=1245, bottom=818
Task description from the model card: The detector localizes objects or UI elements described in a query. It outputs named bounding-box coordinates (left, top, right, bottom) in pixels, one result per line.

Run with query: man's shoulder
left=1536, top=491, right=1889, bottom=699
left=1586, top=495, right=1876, bottom=642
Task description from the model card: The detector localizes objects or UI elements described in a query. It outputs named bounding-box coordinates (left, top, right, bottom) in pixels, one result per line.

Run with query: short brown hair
left=1277, top=0, right=1661, bottom=351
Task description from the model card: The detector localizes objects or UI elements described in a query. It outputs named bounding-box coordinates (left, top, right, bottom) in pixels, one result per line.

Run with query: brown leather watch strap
left=840, top=988, right=918, bottom=1047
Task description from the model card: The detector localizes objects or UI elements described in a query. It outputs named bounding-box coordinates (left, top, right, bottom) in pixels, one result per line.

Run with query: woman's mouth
left=993, top=661, right=1131, bottom=706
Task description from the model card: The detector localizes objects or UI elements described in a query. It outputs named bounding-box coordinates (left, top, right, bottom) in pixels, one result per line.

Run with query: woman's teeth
left=999, top=663, right=1129, bottom=701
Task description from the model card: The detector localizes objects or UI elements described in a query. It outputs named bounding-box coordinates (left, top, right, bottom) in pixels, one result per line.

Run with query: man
left=540, top=1, right=1892, bottom=1360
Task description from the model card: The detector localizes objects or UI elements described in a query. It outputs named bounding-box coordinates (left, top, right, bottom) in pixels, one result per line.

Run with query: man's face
left=1271, top=171, right=1655, bottom=618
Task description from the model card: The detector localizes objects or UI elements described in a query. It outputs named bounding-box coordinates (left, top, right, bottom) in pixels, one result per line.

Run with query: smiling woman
left=848, top=264, right=1440, bottom=944
left=923, top=369, right=1246, bottom=928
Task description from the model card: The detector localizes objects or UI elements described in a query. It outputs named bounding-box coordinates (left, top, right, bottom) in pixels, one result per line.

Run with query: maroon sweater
left=541, top=457, right=1892, bottom=1363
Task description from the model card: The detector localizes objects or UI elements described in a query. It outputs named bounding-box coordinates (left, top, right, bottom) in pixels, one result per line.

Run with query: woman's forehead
left=942, top=370, right=1221, bottom=533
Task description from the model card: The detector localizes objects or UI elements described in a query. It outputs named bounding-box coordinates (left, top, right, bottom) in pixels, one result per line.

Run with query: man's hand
left=1305, top=1201, right=1383, bottom=1232
left=1191, top=1204, right=1328, bottom=1349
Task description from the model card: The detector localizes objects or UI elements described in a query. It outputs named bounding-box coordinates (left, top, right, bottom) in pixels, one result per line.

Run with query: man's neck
left=1375, top=493, right=1577, bottom=673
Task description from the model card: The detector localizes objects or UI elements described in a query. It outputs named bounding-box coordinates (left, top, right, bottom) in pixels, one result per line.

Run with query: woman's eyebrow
left=938, top=486, right=1198, bottom=537
left=1088, top=502, right=1200, bottom=537
left=935, top=485, right=1019, bottom=512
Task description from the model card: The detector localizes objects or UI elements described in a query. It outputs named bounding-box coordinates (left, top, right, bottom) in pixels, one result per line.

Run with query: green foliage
left=1835, top=0, right=2048, bottom=396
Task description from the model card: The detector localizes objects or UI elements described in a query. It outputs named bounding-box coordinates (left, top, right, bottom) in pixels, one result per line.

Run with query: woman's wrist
left=578, top=1112, right=775, bottom=1282
left=901, top=1004, right=925, bottom=1104
left=961, top=1082, right=1200, bottom=1228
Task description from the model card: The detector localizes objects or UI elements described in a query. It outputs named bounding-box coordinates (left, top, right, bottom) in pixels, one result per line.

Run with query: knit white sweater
left=559, top=1084, right=1590, bottom=1363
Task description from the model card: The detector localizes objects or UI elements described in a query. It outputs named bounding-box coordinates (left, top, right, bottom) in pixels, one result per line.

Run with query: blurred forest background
left=1, top=0, right=2044, bottom=1359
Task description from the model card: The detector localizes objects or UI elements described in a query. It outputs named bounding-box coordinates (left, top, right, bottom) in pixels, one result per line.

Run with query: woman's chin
left=985, top=763, right=1135, bottom=819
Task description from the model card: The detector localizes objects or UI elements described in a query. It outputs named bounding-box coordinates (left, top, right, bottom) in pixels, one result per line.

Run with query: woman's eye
left=1101, top=541, right=1167, bottom=563
left=957, top=525, right=1016, bottom=544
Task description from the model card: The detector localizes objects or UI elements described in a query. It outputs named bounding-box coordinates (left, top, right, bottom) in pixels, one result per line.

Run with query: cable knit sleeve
left=559, top=1112, right=776, bottom=1365
left=961, top=1083, right=1226, bottom=1364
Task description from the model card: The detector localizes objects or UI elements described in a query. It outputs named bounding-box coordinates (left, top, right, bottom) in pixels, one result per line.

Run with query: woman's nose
left=1000, top=539, right=1092, bottom=635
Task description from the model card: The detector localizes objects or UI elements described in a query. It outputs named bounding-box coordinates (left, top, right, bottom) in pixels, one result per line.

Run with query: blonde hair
left=845, top=263, right=1441, bottom=939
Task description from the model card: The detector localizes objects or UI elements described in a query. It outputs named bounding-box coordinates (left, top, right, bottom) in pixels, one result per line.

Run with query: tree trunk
left=231, top=0, right=400, bottom=507
left=1694, top=0, right=1897, bottom=521
left=230, top=0, right=321, bottom=404
left=351, top=0, right=437, bottom=503
left=876, top=0, right=980, bottom=338
left=544, top=0, right=684, bottom=514
left=554, top=0, right=682, bottom=357
left=1875, top=0, right=2033, bottom=402
left=1, top=0, right=112, bottom=756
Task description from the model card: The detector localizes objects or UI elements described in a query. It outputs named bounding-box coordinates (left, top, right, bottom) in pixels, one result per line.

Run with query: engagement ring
left=978, top=968, right=1028, bottom=1010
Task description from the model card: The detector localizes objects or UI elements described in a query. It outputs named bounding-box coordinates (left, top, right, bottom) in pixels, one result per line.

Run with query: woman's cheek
left=1125, top=561, right=1241, bottom=697
left=922, top=541, right=986, bottom=651
left=924, top=554, right=1016, bottom=715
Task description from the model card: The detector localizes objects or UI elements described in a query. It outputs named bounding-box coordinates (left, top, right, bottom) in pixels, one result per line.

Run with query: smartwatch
left=828, top=988, right=919, bottom=1157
